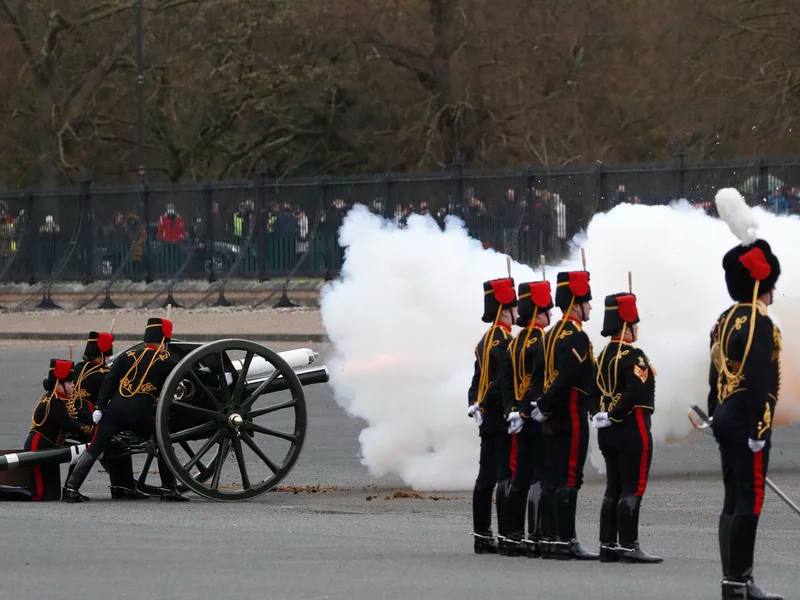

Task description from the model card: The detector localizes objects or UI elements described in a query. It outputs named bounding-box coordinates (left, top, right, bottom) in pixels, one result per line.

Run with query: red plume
left=490, top=279, right=516, bottom=304
left=617, top=294, right=639, bottom=322
left=54, top=360, right=73, bottom=380
left=97, top=333, right=114, bottom=353
left=738, top=247, right=771, bottom=281
left=530, top=281, right=552, bottom=307
left=161, top=319, right=173, bottom=339
left=568, top=271, right=590, bottom=296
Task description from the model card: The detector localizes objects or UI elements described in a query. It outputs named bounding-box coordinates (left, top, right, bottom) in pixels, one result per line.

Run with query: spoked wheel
left=134, top=443, right=219, bottom=496
left=155, top=339, right=307, bottom=502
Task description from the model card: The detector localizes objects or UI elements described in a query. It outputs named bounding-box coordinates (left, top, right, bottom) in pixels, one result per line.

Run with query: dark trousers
left=599, top=409, right=653, bottom=500
left=720, top=439, right=770, bottom=516
left=544, top=390, right=589, bottom=490
left=543, top=390, right=589, bottom=542
left=717, top=437, right=771, bottom=581
left=88, top=399, right=175, bottom=488
left=507, top=419, right=556, bottom=540
left=598, top=408, right=653, bottom=546
left=24, top=432, right=60, bottom=501
left=472, top=432, right=513, bottom=534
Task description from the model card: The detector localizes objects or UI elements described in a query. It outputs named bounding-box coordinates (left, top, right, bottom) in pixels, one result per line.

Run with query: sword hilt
left=688, top=404, right=713, bottom=433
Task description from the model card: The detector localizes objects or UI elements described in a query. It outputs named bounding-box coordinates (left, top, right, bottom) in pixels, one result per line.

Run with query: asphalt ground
left=1, top=342, right=798, bottom=600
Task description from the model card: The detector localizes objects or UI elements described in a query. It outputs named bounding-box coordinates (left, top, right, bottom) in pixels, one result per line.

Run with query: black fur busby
left=722, top=239, right=781, bottom=303
left=482, top=278, right=517, bottom=323
left=83, top=331, right=114, bottom=359
left=144, top=317, right=173, bottom=344
left=516, top=281, right=554, bottom=326
left=43, top=359, right=75, bottom=392
left=601, top=293, right=640, bottom=337
left=555, top=271, right=592, bottom=310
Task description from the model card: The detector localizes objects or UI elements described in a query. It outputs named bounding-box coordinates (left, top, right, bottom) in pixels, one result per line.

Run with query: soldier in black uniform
left=467, top=277, right=517, bottom=553
left=71, top=331, right=149, bottom=500
left=25, top=359, right=94, bottom=501
left=708, top=238, right=782, bottom=600
left=501, top=280, right=555, bottom=558
left=591, top=292, right=662, bottom=564
left=534, top=270, right=598, bottom=560
left=63, top=318, right=189, bottom=503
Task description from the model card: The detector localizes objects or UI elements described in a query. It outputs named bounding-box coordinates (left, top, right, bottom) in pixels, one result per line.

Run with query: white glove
left=591, top=412, right=612, bottom=429
left=748, top=438, right=765, bottom=453
left=467, top=403, right=483, bottom=425
left=531, top=407, right=548, bottom=423
left=92, top=410, right=103, bottom=424
left=507, top=411, right=523, bottom=434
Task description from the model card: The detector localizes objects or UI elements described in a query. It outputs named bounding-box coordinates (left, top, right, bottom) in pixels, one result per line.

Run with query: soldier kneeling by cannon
left=63, top=317, right=190, bottom=503
left=20, top=359, right=95, bottom=501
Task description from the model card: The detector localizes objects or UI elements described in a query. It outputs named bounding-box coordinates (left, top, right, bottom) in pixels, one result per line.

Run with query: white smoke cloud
left=319, top=201, right=800, bottom=491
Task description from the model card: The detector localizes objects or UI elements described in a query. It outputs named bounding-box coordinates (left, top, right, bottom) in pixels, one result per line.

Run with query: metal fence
left=0, top=156, right=798, bottom=288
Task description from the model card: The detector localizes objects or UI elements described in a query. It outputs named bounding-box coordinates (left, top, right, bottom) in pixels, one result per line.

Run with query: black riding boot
left=525, top=482, right=542, bottom=558
left=722, top=515, right=782, bottom=599
left=720, top=514, right=734, bottom=580
left=617, top=496, right=663, bottom=563
left=539, top=490, right=556, bottom=559
left=62, top=463, right=90, bottom=502
left=106, top=452, right=150, bottom=500
left=599, top=495, right=619, bottom=562
left=157, top=456, right=190, bottom=502
left=496, top=479, right=517, bottom=555
left=504, top=482, right=528, bottom=557
left=554, top=487, right=598, bottom=560
left=62, top=452, right=96, bottom=503
left=473, top=530, right=499, bottom=554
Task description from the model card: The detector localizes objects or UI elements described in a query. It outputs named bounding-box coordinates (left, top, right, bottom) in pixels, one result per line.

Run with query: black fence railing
left=0, top=156, right=798, bottom=287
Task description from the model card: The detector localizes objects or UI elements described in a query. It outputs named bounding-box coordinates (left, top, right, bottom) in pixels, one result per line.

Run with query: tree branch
left=0, top=0, right=33, bottom=61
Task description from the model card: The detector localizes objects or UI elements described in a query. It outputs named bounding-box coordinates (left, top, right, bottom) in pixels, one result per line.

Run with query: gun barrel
left=0, top=444, right=87, bottom=472
left=231, top=348, right=319, bottom=379
left=245, top=365, right=329, bottom=396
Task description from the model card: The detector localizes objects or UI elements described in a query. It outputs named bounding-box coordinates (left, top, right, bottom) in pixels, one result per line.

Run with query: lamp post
left=136, top=0, right=146, bottom=182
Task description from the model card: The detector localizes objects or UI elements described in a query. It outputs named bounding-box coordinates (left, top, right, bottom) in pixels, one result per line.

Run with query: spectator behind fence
left=125, top=213, right=146, bottom=276
left=0, top=201, right=17, bottom=259
left=157, top=203, right=185, bottom=273
left=39, top=215, right=61, bottom=276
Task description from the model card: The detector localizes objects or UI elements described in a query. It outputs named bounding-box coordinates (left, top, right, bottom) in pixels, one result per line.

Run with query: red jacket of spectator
left=158, top=213, right=185, bottom=243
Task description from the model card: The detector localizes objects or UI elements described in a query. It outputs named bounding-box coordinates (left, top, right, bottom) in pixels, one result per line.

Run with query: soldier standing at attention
left=501, top=279, right=555, bottom=558
left=26, top=360, right=93, bottom=501
left=71, top=331, right=149, bottom=500
left=468, top=277, right=517, bottom=553
left=63, top=318, right=189, bottom=503
left=591, top=291, right=662, bottom=564
left=534, top=267, right=598, bottom=560
left=707, top=189, right=783, bottom=600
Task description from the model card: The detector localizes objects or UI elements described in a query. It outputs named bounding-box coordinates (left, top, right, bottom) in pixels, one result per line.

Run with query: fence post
left=141, top=181, right=152, bottom=283
left=255, top=163, right=268, bottom=282
left=203, top=182, right=215, bottom=282
left=451, top=153, right=465, bottom=217
left=757, top=157, right=769, bottom=209
left=522, top=166, right=535, bottom=263
left=382, top=173, right=392, bottom=219
left=595, top=163, right=607, bottom=212
left=25, top=189, right=35, bottom=284
left=80, top=174, right=93, bottom=284
left=674, top=146, right=687, bottom=200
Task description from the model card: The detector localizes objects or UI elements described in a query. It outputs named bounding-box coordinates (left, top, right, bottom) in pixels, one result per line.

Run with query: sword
left=688, top=404, right=800, bottom=517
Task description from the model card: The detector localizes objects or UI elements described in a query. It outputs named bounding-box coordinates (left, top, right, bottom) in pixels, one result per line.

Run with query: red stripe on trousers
left=635, top=407, right=649, bottom=496
left=509, top=434, right=517, bottom=478
left=31, top=433, right=44, bottom=502
left=753, top=450, right=765, bottom=515
left=567, top=389, right=579, bottom=488
left=89, top=422, right=101, bottom=447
